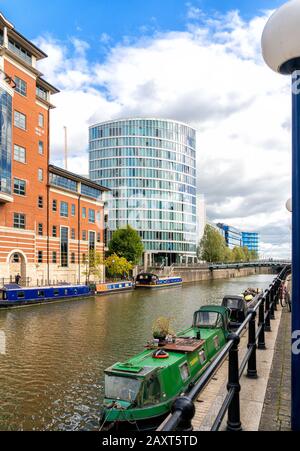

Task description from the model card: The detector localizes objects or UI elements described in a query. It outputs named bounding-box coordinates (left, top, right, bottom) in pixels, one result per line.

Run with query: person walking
left=15, top=273, right=21, bottom=285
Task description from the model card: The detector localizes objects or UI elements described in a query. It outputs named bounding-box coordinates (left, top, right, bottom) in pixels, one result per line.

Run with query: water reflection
left=0, top=274, right=273, bottom=430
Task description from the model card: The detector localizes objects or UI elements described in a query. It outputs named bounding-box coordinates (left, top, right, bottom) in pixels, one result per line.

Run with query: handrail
left=158, top=264, right=291, bottom=432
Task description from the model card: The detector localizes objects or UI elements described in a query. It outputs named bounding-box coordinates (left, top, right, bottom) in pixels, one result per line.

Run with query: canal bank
left=170, top=266, right=275, bottom=284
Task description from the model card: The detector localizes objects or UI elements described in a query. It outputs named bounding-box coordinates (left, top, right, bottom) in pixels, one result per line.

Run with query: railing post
left=247, top=310, right=258, bottom=379
left=258, top=298, right=266, bottom=350
left=270, top=286, right=275, bottom=320
left=265, top=291, right=271, bottom=332
left=171, top=396, right=195, bottom=431
left=271, top=284, right=277, bottom=312
left=227, top=334, right=242, bottom=432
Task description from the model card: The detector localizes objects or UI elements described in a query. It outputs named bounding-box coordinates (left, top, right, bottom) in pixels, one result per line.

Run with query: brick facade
left=0, top=13, right=107, bottom=286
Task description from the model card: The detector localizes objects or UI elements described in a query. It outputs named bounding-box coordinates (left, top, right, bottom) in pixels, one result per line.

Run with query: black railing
left=0, top=277, right=31, bottom=287
left=158, top=265, right=291, bottom=432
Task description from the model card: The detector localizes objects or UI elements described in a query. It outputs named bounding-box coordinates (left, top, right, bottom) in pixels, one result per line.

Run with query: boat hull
left=0, top=285, right=92, bottom=308
left=135, top=282, right=182, bottom=289
left=96, top=282, right=135, bottom=295
left=101, top=412, right=169, bottom=432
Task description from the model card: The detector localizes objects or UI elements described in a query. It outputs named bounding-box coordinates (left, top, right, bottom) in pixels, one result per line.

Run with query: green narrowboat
left=100, top=305, right=230, bottom=431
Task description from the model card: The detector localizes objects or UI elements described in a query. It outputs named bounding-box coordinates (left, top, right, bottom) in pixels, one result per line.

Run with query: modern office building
left=0, top=12, right=107, bottom=285
left=89, top=118, right=197, bottom=265
left=242, top=232, right=260, bottom=253
left=217, top=223, right=242, bottom=249
left=216, top=223, right=260, bottom=254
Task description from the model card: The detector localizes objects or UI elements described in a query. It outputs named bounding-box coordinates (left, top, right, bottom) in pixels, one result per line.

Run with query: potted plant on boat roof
left=152, top=317, right=174, bottom=344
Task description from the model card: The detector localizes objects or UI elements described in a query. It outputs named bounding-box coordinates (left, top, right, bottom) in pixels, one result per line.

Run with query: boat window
left=0, top=290, right=3, bottom=300
left=105, top=375, right=142, bottom=403
left=142, top=375, right=161, bottom=406
left=17, top=291, right=25, bottom=299
left=224, top=298, right=241, bottom=309
left=194, top=311, right=223, bottom=329
left=38, top=290, right=45, bottom=298
left=179, top=362, right=190, bottom=382
left=54, top=289, right=59, bottom=296
left=199, top=350, right=206, bottom=365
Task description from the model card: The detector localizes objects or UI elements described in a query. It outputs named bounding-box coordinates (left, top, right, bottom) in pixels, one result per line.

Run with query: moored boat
left=222, top=289, right=261, bottom=329
left=0, top=283, right=92, bottom=308
left=100, top=305, right=230, bottom=431
left=95, top=281, right=135, bottom=295
left=135, top=273, right=182, bottom=289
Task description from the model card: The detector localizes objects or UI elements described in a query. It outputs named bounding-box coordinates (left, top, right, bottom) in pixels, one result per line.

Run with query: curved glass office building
left=89, top=118, right=197, bottom=265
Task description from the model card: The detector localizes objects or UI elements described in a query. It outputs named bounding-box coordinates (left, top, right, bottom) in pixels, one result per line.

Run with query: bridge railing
left=158, top=264, right=291, bottom=432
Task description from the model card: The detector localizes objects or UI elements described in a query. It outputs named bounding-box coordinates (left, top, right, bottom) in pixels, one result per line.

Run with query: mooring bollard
left=227, top=334, right=242, bottom=432
left=247, top=309, right=258, bottom=379
left=258, top=298, right=266, bottom=350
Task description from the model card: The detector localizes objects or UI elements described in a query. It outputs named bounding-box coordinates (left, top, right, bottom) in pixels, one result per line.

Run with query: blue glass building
left=242, top=232, right=260, bottom=253
left=217, top=223, right=242, bottom=249
left=89, top=118, right=197, bottom=265
left=0, top=87, right=12, bottom=199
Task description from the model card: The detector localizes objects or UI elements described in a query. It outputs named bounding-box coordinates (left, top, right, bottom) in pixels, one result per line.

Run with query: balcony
left=0, top=191, right=13, bottom=203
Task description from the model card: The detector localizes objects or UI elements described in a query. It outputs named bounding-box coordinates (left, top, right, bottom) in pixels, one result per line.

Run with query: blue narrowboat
left=135, top=273, right=183, bottom=289
left=96, top=281, right=135, bottom=295
left=0, top=283, right=92, bottom=308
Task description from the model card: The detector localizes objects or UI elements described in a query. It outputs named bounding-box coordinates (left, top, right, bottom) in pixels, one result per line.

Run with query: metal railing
left=158, top=264, right=291, bottom=432
left=149, top=260, right=290, bottom=272
left=0, top=277, right=31, bottom=287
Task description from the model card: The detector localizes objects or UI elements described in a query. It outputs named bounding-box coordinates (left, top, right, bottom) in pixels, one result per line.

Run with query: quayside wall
left=172, top=266, right=275, bottom=284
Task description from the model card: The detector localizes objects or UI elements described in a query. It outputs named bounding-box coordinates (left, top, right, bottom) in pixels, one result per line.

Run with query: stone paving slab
left=259, top=308, right=291, bottom=431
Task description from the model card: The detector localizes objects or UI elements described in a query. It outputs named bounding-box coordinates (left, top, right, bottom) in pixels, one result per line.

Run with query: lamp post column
left=292, top=69, right=300, bottom=432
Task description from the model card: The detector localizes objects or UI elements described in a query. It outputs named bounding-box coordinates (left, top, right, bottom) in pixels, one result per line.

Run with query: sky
left=0, top=0, right=292, bottom=258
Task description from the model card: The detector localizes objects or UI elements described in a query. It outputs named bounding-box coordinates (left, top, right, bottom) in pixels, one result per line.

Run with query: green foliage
left=105, top=253, right=133, bottom=279
left=198, top=224, right=227, bottom=262
left=82, top=250, right=104, bottom=282
left=198, top=225, right=259, bottom=263
left=108, top=225, right=144, bottom=264
left=232, top=246, right=246, bottom=262
left=224, top=247, right=233, bottom=262
left=249, top=250, right=259, bottom=261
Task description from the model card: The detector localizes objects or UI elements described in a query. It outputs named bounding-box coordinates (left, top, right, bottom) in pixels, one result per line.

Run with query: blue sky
left=1, top=0, right=283, bottom=57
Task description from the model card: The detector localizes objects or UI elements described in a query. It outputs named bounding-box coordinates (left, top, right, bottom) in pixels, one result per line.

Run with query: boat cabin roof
left=136, top=273, right=158, bottom=278
left=223, top=295, right=244, bottom=301
left=1, top=284, right=85, bottom=291
left=106, top=349, right=186, bottom=377
left=196, top=305, right=230, bottom=316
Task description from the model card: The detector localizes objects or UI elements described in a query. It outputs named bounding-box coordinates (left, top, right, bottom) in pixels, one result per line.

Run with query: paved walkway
left=259, top=308, right=291, bottom=431
left=193, top=304, right=287, bottom=431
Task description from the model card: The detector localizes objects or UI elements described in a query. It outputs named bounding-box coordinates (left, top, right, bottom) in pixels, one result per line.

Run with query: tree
left=232, top=246, right=246, bottom=262
left=108, top=225, right=144, bottom=264
left=249, top=250, right=259, bottom=261
left=224, top=246, right=233, bottom=262
left=105, top=254, right=133, bottom=280
left=198, top=224, right=227, bottom=262
left=83, top=250, right=104, bottom=283
left=242, top=246, right=250, bottom=262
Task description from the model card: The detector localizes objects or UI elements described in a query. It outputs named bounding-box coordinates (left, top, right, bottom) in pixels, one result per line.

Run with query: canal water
left=0, top=274, right=273, bottom=431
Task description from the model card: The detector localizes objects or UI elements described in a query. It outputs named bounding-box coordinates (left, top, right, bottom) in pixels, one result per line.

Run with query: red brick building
left=0, top=12, right=108, bottom=285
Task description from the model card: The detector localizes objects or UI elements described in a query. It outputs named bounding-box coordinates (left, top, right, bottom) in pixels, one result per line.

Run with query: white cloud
left=35, top=6, right=292, bottom=258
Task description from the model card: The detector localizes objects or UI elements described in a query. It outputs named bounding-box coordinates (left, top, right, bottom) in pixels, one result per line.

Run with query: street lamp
left=262, top=0, right=300, bottom=432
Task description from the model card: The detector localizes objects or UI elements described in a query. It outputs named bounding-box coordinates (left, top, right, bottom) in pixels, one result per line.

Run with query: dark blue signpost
left=261, top=0, right=300, bottom=432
